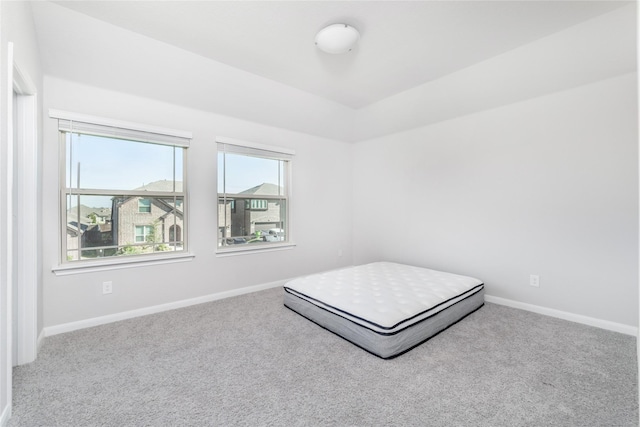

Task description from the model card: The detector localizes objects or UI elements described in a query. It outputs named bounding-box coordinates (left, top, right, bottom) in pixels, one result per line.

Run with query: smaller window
left=138, top=198, right=151, bottom=213
left=135, top=225, right=154, bottom=243
left=217, top=138, right=293, bottom=251
left=245, top=199, right=268, bottom=211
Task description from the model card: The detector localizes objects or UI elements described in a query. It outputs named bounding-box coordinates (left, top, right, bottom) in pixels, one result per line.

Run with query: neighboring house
left=65, top=224, right=82, bottom=256
left=218, top=200, right=232, bottom=242
left=218, top=183, right=285, bottom=243
left=111, top=180, right=184, bottom=249
left=234, top=183, right=284, bottom=236
left=66, top=205, right=113, bottom=258
left=83, top=223, right=113, bottom=247
left=67, top=205, right=111, bottom=225
left=86, top=207, right=111, bottom=224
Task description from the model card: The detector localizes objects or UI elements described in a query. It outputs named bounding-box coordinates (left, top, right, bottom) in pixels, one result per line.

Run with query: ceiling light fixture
left=315, top=24, right=360, bottom=54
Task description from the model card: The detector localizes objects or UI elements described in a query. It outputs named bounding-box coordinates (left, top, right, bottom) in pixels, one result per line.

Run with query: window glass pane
left=114, top=196, right=183, bottom=251
left=138, top=198, right=151, bottom=213
left=66, top=195, right=117, bottom=260
left=62, top=125, right=187, bottom=263
left=66, top=133, right=177, bottom=191
left=155, top=197, right=184, bottom=248
left=65, top=193, right=185, bottom=260
left=218, top=197, right=286, bottom=246
left=218, top=153, right=284, bottom=195
left=217, top=152, right=224, bottom=194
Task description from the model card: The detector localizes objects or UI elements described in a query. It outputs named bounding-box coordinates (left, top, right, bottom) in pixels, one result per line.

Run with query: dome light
left=315, top=24, right=360, bottom=54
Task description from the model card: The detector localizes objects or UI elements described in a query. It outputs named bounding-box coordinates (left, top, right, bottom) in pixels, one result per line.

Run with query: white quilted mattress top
left=284, top=262, right=483, bottom=334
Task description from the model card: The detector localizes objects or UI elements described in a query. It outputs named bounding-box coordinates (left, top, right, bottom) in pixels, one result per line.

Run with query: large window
left=53, top=111, right=190, bottom=263
left=217, top=138, right=293, bottom=249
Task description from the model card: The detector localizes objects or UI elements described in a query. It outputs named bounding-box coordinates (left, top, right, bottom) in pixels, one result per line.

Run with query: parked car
left=267, top=228, right=285, bottom=241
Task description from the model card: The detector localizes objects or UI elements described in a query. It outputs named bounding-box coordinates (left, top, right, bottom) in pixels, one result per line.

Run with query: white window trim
left=52, top=252, right=195, bottom=276
left=49, top=109, right=192, bottom=146
left=216, top=136, right=294, bottom=157
left=52, top=110, right=191, bottom=266
left=215, top=243, right=296, bottom=257
left=216, top=136, right=294, bottom=255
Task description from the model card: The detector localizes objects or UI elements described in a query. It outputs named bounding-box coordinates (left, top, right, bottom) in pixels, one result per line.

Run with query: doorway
left=11, top=90, right=18, bottom=367
left=11, top=61, right=39, bottom=367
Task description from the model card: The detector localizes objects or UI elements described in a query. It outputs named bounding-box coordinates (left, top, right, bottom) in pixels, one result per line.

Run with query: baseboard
left=485, top=294, right=638, bottom=336
left=44, top=280, right=286, bottom=337
left=0, top=404, right=10, bottom=427
left=37, top=329, right=45, bottom=353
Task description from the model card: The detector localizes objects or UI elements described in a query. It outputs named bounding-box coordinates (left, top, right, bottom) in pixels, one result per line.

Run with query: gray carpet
left=9, top=287, right=638, bottom=426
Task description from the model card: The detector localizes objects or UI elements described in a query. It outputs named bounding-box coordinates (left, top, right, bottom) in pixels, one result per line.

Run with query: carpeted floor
left=9, top=287, right=638, bottom=426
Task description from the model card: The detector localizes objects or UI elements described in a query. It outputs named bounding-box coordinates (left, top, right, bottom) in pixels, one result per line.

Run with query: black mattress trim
left=284, top=284, right=483, bottom=337
left=283, top=302, right=485, bottom=360
left=283, top=282, right=484, bottom=332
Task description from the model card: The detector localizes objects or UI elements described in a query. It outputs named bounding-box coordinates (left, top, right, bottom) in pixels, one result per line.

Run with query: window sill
left=52, top=252, right=195, bottom=276
left=216, top=243, right=296, bottom=257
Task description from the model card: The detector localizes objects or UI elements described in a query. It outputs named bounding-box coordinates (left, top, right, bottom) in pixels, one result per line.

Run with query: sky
left=217, top=153, right=284, bottom=194
left=67, top=133, right=181, bottom=191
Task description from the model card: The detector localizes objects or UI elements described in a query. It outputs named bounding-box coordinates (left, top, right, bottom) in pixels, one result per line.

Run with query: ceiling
left=50, top=1, right=629, bottom=110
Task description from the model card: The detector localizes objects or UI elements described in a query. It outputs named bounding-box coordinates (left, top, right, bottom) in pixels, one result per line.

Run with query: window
left=138, top=198, right=151, bottom=213
left=246, top=199, right=268, bottom=211
left=217, top=138, right=293, bottom=250
left=53, top=110, right=190, bottom=263
left=135, top=225, right=154, bottom=243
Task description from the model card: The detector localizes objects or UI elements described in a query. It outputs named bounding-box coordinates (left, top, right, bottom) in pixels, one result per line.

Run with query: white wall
left=353, top=73, right=638, bottom=327
left=352, top=4, right=636, bottom=142
left=29, top=0, right=354, bottom=331
left=0, top=1, right=42, bottom=425
left=0, top=2, right=634, bottom=425
left=0, top=4, right=8, bottom=418
left=41, top=77, right=353, bottom=328
left=30, top=1, right=355, bottom=142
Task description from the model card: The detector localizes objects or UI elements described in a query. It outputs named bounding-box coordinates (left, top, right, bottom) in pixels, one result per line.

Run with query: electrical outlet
left=338, top=249, right=343, bottom=257
left=529, top=275, right=539, bottom=287
left=102, top=281, right=113, bottom=294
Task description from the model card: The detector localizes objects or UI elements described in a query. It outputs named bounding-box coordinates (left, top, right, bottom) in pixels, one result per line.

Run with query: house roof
left=117, top=180, right=184, bottom=217
left=135, top=180, right=183, bottom=192
left=97, top=223, right=112, bottom=233
left=66, top=205, right=112, bottom=224
left=239, top=183, right=283, bottom=196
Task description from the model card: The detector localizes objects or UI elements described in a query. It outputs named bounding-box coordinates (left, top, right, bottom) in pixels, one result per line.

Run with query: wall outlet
left=102, top=281, right=113, bottom=294
left=338, top=249, right=343, bottom=257
left=529, top=275, right=540, bottom=287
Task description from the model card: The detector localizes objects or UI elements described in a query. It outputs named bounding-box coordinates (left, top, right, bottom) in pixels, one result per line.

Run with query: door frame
left=11, top=48, right=39, bottom=366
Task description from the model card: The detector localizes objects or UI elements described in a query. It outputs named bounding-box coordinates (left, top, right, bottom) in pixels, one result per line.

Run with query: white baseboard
left=0, top=404, right=10, bottom=427
left=485, top=294, right=638, bottom=336
left=44, top=280, right=286, bottom=337
left=36, top=329, right=45, bottom=353
left=42, top=285, right=639, bottom=338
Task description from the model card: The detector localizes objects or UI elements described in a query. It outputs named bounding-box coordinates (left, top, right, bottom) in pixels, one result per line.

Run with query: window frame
left=216, top=136, right=294, bottom=254
left=52, top=110, right=191, bottom=267
left=138, top=198, right=152, bottom=213
left=134, top=225, right=154, bottom=243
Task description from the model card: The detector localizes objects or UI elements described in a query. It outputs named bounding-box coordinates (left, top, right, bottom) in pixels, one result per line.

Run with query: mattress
left=283, top=262, right=484, bottom=359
